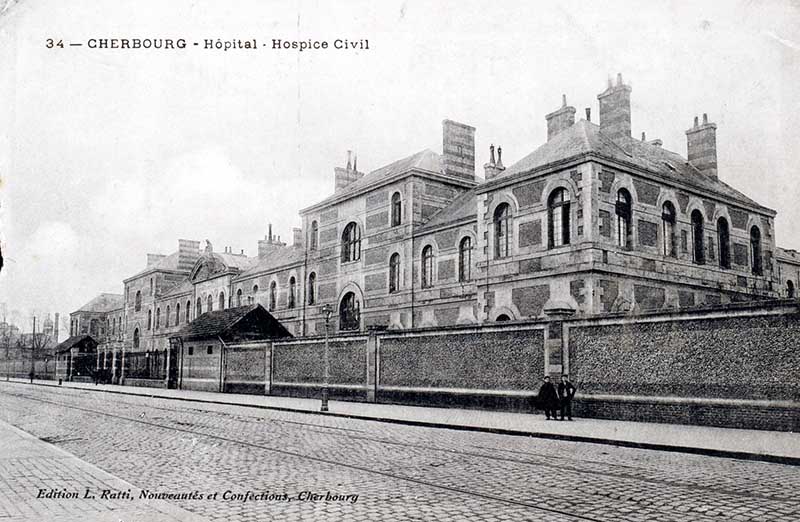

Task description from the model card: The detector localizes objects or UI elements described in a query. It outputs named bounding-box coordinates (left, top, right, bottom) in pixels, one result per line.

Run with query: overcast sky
left=1, top=0, right=798, bottom=336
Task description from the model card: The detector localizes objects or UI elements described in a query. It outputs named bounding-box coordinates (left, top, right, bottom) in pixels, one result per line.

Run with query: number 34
left=46, top=39, right=64, bottom=48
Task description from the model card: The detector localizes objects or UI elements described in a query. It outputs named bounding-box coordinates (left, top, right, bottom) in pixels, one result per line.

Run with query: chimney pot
left=617, top=73, right=623, bottom=85
left=483, top=143, right=505, bottom=180
left=561, top=94, right=567, bottom=107
left=694, top=116, right=699, bottom=128
left=641, top=132, right=646, bottom=141
left=703, top=113, right=708, bottom=124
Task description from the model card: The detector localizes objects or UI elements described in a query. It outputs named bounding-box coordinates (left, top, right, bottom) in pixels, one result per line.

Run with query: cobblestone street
left=0, top=382, right=798, bottom=522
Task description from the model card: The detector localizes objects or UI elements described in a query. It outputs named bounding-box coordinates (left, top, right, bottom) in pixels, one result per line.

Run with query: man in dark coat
left=558, top=374, right=577, bottom=421
left=538, top=376, right=559, bottom=420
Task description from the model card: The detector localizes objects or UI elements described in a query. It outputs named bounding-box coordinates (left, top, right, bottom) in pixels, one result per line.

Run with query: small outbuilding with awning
left=169, top=304, right=292, bottom=392
left=54, top=335, right=98, bottom=382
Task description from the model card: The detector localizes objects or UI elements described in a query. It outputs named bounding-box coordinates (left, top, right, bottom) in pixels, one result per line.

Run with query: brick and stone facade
left=75, top=74, right=795, bottom=380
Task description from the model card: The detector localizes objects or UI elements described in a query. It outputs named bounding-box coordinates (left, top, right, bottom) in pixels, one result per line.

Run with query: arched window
left=207, top=294, right=213, bottom=313
left=459, top=237, right=472, bottom=282
left=236, top=289, right=243, bottom=307
left=166, top=306, right=170, bottom=327
left=389, top=253, right=401, bottom=293
left=175, top=303, right=180, bottom=326
left=717, top=217, right=731, bottom=269
left=288, top=277, right=296, bottom=309
left=662, top=202, right=676, bottom=257
left=339, top=292, right=360, bottom=331
left=310, top=220, right=318, bottom=251
left=135, top=291, right=142, bottom=312
left=252, top=285, right=259, bottom=305
left=548, top=188, right=571, bottom=248
left=421, top=245, right=434, bottom=288
left=307, top=273, right=316, bottom=305
left=186, top=300, right=191, bottom=322
left=219, top=292, right=225, bottom=310
left=691, top=210, right=705, bottom=264
left=156, top=308, right=161, bottom=328
left=750, top=226, right=762, bottom=275
left=150, top=278, right=154, bottom=295
left=133, top=328, right=140, bottom=350
left=494, top=204, right=511, bottom=258
left=788, top=280, right=795, bottom=299
left=496, top=314, right=511, bottom=322
left=391, top=192, right=402, bottom=227
left=147, top=309, right=152, bottom=330
left=341, top=222, right=361, bottom=262
left=269, top=281, right=277, bottom=311
left=90, top=319, right=99, bottom=336
left=196, top=297, right=202, bottom=317
left=616, top=189, right=633, bottom=249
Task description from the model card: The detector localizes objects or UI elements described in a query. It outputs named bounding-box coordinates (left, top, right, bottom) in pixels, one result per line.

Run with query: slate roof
left=304, top=149, right=464, bottom=211
left=76, top=293, right=124, bottom=313
left=496, top=120, right=769, bottom=212
left=209, top=252, right=258, bottom=271
left=233, top=245, right=306, bottom=281
left=125, top=251, right=184, bottom=281
left=54, top=334, right=97, bottom=354
left=418, top=188, right=478, bottom=231
left=161, top=278, right=194, bottom=298
left=171, top=304, right=291, bottom=342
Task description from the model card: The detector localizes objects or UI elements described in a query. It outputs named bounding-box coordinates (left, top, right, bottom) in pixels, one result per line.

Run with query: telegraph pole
left=30, top=316, right=36, bottom=382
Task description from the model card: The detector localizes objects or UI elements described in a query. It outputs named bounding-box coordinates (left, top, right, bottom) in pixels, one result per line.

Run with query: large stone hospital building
left=71, top=74, right=799, bottom=372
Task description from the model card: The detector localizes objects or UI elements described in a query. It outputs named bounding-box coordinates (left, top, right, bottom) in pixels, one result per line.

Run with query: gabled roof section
left=233, top=245, right=305, bottom=281
left=172, top=304, right=292, bottom=342
left=54, top=334, right=97, bottom=354
left=418, top=188, right=478, bottom=232
left=494, top=120, right=769, bottom=212
left=303, top=149, right=475, bottom=213
left=76, top=293, right=124, bottom=313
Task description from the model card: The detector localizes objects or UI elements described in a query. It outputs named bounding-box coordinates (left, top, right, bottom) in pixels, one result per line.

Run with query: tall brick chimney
left=146, top=253, right=166, bottom=267
left=686, top=113, right=718, bottom=179
left=442, top=119, right=475, bottom=180
left=292, top=227, right=303, bottom=247
left=177, top=239, right=201, bottom=271
left=545, top=95, right=576, bottom=140
left=334, top=150, right=364, bottom=192
left=597, top=73, right=632, bottom=147
left=54, top=312, right=59, bottom=342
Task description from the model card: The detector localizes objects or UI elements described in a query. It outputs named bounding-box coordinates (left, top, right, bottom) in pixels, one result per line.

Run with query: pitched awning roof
left=54, top=335, right=97, bottom=354
left=170, top=304, right=292, bottom=342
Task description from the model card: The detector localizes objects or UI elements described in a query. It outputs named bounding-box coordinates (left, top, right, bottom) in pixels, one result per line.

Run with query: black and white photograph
left=0, top=1, right=798, bottom=520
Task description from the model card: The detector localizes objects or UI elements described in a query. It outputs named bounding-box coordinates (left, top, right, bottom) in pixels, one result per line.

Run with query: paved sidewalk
left=7, top=378, right=800, bottom=465
left=0, top=416, right=210, bottom=522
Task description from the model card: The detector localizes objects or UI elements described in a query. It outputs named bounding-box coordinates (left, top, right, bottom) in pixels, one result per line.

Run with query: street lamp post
left=320, top=304, right=334, bottom=412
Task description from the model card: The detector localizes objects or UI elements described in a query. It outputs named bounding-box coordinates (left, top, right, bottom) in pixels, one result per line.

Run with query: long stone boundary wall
left=566, top=301, right=800, bottom=431
left=165, top=299, right=799, bottom=431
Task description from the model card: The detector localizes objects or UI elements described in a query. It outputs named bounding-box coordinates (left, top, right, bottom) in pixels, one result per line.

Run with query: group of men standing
left=537, top=375, right=576, bottom=421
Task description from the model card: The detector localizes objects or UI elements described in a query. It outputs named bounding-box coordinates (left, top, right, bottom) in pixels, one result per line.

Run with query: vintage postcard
left=0, top=1, right=798, bottom=521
